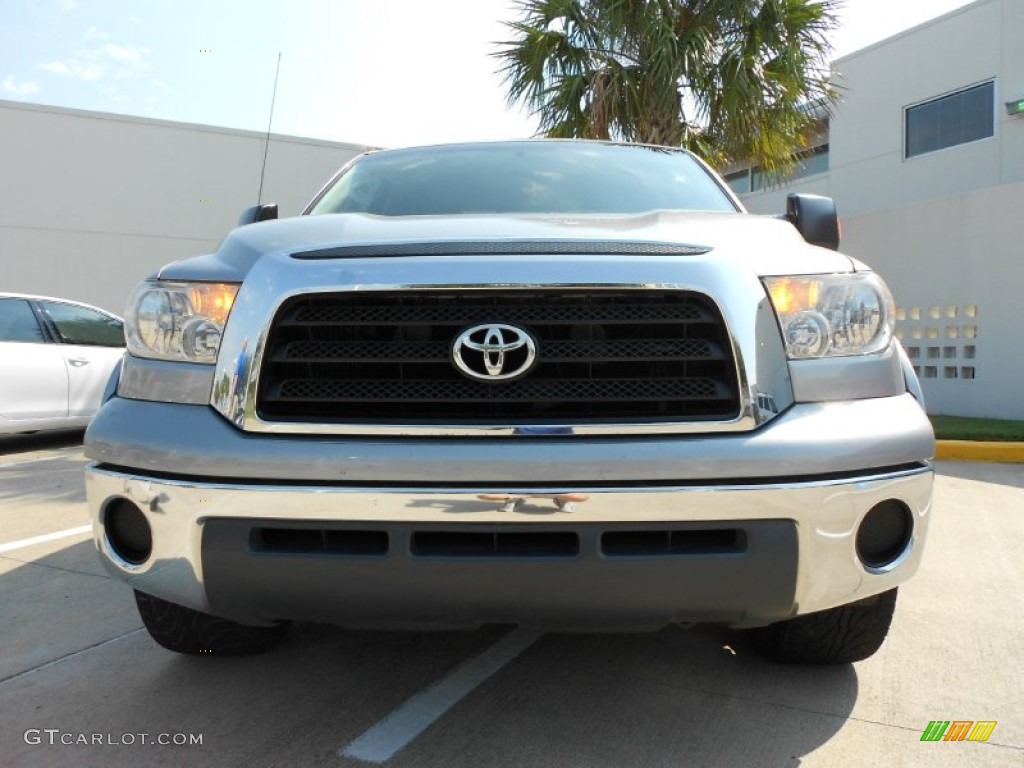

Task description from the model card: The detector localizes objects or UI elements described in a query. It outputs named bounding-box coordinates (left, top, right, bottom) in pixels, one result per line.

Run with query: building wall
left=0, top=100, right=367, bottom=314
left=738, top=0, right=1024, bottom=418
left=842, top=183, right=1023, bottom=419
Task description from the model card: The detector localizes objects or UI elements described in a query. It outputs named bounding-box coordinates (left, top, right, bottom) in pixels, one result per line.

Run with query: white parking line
left=0, top=525, right=92, bottom=554
left=340, top=629, right=542, bottom=764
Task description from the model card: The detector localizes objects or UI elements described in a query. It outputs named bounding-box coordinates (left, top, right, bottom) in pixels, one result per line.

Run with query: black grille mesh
left=278, top=378, right=720, bottom=402
left=287, top=302, right=704, bottom=325
left=257, top=290, right=740, bottom=425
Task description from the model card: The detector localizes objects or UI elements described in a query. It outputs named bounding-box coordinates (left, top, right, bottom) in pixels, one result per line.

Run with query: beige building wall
left=0, top=99, right=367, bottom=314
left=739, top=0, right=1024, bottom=419
left=842, top=184, right=1023, bottom=419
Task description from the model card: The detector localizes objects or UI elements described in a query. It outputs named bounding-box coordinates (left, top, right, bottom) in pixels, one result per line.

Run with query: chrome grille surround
left=256, top=290, right=740, bottom=425
left=209, top=248, right=785, bottom=435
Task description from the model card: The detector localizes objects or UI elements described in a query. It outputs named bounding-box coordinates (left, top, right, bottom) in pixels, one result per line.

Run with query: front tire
left=751, top=588, right=898, bottom=664
left=134, top=591, right=290, bottom=655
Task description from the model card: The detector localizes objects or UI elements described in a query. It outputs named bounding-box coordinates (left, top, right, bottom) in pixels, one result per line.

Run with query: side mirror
left=238, top=203, right=279, bottom=226
left=785, top=194, right=839, bottom=250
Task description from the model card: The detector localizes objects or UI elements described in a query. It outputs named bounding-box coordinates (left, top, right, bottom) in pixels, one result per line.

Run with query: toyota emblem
left=452, top=324, right=538, bottom=382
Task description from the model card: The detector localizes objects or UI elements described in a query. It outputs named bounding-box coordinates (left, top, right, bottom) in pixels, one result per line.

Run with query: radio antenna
left=257, top=52, right=282, bottom=204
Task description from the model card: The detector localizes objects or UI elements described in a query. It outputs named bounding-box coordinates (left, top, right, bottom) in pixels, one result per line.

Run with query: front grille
left=250, top=527, right=389, bottom=556
left=241, top=524, right=748, bottom=560
left=601, top=529, right=746, bottom=556
left=256, top=290, right=740, bottom=425
left=411, top=531, right=580, bottom=558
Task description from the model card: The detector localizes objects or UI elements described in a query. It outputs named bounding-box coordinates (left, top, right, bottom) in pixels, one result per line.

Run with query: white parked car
left=0, top=293, right=124, bottom=435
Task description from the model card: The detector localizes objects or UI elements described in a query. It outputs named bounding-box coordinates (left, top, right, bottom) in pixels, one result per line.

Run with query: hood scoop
left=291, top=239, right=711, bottom=260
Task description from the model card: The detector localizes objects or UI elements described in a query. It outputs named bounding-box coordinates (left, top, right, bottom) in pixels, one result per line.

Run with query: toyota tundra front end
left=85, top=141, right=933, bottom=663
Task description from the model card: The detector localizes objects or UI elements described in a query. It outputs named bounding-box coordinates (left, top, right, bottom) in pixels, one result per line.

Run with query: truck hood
left=158, top=210, right=855, bottom=282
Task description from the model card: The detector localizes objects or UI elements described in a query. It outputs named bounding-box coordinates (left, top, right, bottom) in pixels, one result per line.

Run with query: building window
left=793, top=144, right=829, bottom=179
left=724, top=144, right=829, bottom=195
left=724, top=170, right=750, bottom=195
left=905, top=81, right=994, bottom=158
left=751, top=167, right=766, bottom=192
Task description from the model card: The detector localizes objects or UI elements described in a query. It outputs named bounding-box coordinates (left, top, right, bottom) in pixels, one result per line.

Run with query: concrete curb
left=935, top=440, right=1024, bottom=463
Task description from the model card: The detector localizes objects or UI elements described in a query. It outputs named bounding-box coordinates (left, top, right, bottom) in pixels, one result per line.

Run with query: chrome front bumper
left=86, top=463, right=933, bottom=630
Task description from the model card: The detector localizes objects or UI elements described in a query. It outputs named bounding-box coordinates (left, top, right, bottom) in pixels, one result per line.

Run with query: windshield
left=306, top=142, right=738, bottom=217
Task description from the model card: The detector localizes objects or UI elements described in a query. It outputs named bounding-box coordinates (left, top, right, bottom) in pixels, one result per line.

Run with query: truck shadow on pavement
left=150, top=623, right=859, bottom=766
left=2, top=540, right=858, bottom=767
left=0, top=456, right=87, bottom=505
left=0, top=429, right=84, bottom=457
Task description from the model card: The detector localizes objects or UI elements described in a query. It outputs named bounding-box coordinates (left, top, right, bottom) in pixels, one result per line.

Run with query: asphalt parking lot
left=0, top=432, right=1021, bottom=768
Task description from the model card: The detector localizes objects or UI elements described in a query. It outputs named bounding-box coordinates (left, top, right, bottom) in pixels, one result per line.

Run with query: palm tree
left=495, top=0, right=838, bottom=176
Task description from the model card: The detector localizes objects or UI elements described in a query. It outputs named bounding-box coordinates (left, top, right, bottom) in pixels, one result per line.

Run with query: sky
left=0, top=0, right=979, bottom=149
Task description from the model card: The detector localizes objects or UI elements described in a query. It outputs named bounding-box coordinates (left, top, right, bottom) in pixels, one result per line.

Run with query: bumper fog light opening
left=104, top=498, right=153, bottom=565
left=856, top=500, right=913, bottom=571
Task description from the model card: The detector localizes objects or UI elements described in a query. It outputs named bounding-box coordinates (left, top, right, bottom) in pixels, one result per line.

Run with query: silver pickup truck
left=84, top=140, right=934, bottom=663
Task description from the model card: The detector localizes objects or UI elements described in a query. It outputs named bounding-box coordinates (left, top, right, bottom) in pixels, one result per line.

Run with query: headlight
left=764, top=273, right=895, bottom=359
left=125, top=281, right=239, bottom=364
